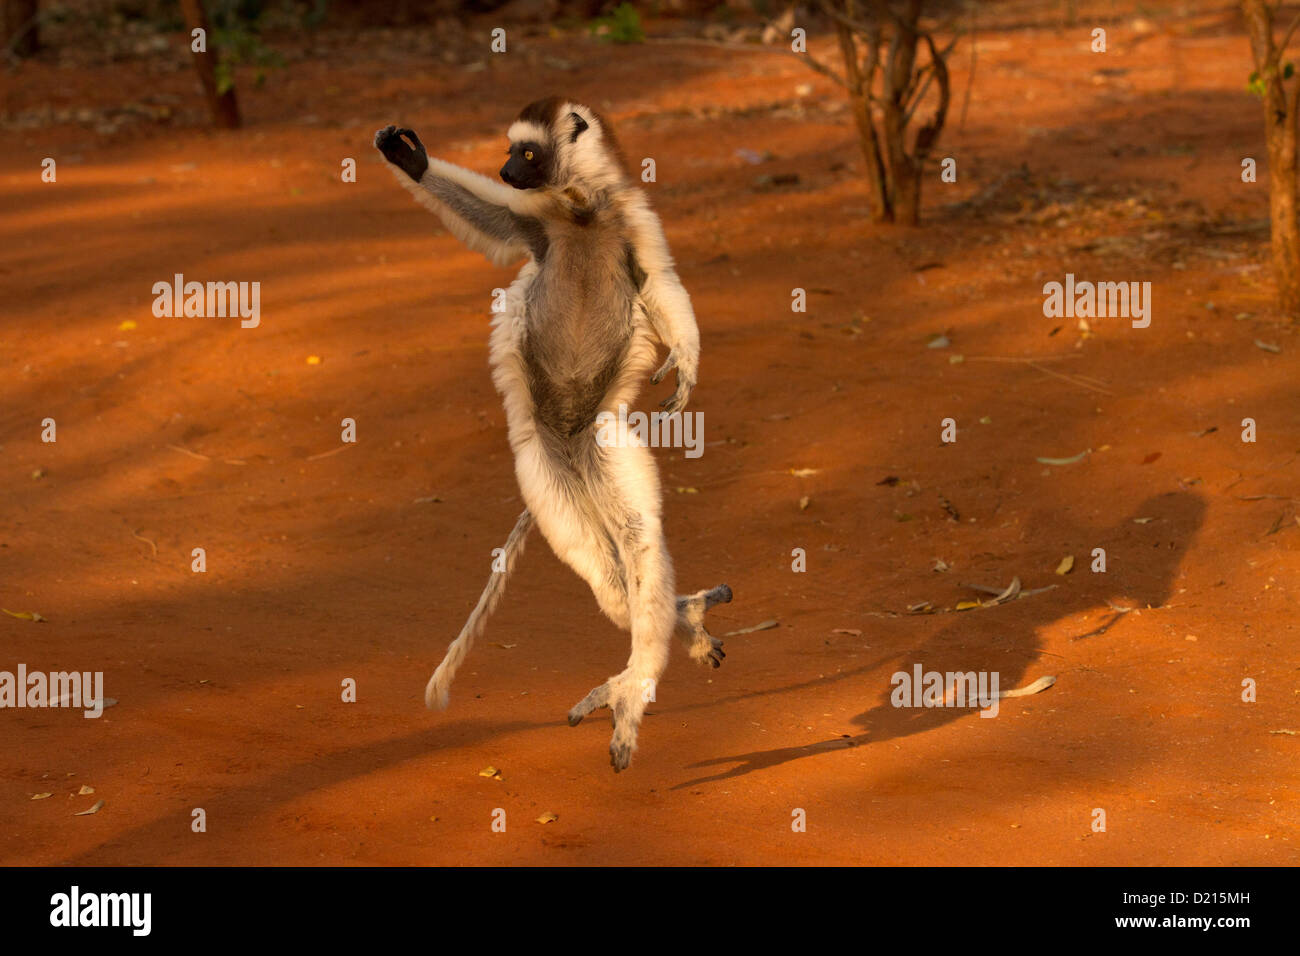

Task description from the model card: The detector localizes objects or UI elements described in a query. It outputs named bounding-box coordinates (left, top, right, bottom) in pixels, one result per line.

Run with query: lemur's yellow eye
left=524, top=150, right=535, bottom=162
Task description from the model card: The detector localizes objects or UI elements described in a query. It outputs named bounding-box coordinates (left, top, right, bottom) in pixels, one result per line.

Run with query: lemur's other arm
left=624, top=192, right=700, bottom=414
left=374, top=126, right=548, bottom=266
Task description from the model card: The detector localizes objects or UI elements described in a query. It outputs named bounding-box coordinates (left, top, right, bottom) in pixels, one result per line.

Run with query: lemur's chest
left=517, top=221, right=644, bottom=432
left=528, top=218, right=638, bottom=309
left=522, top=220, right=641, bottom=353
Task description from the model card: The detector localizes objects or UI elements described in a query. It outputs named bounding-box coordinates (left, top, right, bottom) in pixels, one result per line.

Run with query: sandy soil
left=1, top=3, right=1297, bottom=865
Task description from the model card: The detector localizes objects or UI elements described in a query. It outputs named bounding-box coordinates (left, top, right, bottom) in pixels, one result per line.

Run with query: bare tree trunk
left=905, top=32, right=951, bottom=225
left=180, top=0, right=241, bottom=129
left=835, top=2, right=891, bottom=221
left=3, top=0, right=39, bottom=57
left=1243, top=0, right=1300, bottom=317
left=880, top=0, right=921, bottom=223
left=894, top=164, right=920, bottom=224
left=816, top=0, right=954, bottom=226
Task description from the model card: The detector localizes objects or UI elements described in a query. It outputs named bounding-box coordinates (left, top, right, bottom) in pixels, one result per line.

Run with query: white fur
left=506, top=119, right=550, bottom=145
left=618, top=190, right=700, bottom=384
left=559, top=102, right=627, bottom=194
left=387, top=157, right=555, bottom=267
left=387, top=161, right=521, bottom=267
left=386, top=103, right=718, bottom=771
left=424, top=509, right=534, bottom=708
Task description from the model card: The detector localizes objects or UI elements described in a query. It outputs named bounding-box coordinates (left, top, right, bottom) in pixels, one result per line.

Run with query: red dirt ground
left=1, top=4, right=1297, bottom=865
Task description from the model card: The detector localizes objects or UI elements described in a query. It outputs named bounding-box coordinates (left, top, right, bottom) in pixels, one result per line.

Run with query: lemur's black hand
left=374, top=125, right=429, bottom=182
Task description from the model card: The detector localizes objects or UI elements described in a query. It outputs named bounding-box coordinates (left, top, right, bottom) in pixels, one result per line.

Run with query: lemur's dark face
left=500, top=141, right=550, bottom=190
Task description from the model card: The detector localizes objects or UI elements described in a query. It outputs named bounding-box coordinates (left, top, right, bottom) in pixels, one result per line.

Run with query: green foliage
left=590, top=3, right=645, bottom=45
left=1247, top=62, right=1295, bottom=99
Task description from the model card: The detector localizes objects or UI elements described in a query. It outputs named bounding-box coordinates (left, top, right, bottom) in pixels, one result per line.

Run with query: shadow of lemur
left=674, top=491, right=1206, bottom=788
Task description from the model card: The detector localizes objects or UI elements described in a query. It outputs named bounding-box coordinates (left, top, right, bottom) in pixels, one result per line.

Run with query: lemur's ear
left=569, top=112, right=589, bottom=142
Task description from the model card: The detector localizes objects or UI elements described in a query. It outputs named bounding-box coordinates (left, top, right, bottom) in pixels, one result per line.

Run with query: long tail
left=425, top=509, right=535, bottom=710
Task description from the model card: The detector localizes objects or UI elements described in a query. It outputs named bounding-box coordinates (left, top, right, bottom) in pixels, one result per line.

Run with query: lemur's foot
left=677, top=584, right=733, bottom=668
left=704, top=583, right=733, bottom=608
left=374, top=125, right=429, bottom=182
left=608, top=696, right=638, bottom=773
left=567, top=681, right=611, bottom=727
left=690, top=631, right=726, bottom=669
left=609, top=738, right=633, bottom=773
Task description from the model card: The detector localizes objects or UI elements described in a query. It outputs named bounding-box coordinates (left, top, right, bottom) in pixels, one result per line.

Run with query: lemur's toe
left=609, top=742, right=633, bottom=772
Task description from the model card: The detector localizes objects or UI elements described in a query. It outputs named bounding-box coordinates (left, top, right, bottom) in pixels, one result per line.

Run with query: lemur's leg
left=511, top=438, right=669, bottom=741
left=675, top=584, right=733, bottom=667
left=512, top=438, right=645, bottom=745
left=605, top=522, right=674, bottom=772
left=561, top=442, right=660, bottom=733
left=567, top=584, right=731, bottom=731
left=566, top=584, right=731, bottom=726
left=514, top=437, right=631, bottom=631
left=563, top=484, right=634, bottom=727
left=517, top=440, right=634, bottom=732
left=591, top=442, right=677, bottom=772
left=513, top=452, right=638, bottom=750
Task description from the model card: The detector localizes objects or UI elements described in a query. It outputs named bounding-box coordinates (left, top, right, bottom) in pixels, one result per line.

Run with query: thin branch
left=960, top=1, right=977, bottom=130
left=2, top=8, right=44, bottom=57
left=881, top=0, right=921, bottom=36
left=860, top=3, right=883, bottom=91
left=902, top=59, right=934, bottom=109
left=884, top=12, right=903, bottom=103
left=817, top=0, right=882, bottom=38
left=902, top=30, right=961, bottom=114
left=906, top=31, right=950, bottom=147
left=788, top=43, right=851, bottom=87
left=1291, top=59, right=1300, bottom=136
left=926, top=9, right=971, bottom=39
left=933, top=31, right=962, bottom=62
left=797, top=50, right=850, bottom=88
left=1024, top=359, right=1115, bottom=395
left=965, top=355, right=1086, bottom=363
left=834, top=11, right=891, bottom=219
left=1276, top=10, right=1300, bottom=60
left=131, top=529, right=159, bottom=558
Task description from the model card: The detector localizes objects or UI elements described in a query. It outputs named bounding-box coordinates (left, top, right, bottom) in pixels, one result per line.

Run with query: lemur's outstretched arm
left=374, top=126, right=548, bottom=266
left=624, top=192, right=701, bottom=414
